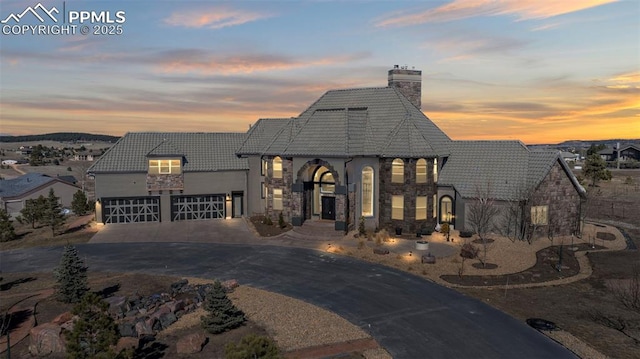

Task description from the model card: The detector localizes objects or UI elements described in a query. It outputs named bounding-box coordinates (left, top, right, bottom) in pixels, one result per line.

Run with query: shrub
left=460, top=243, right=479, bottom=259
left=358, top=216, right=366, bottom=236
left=264, top=216, right=273, bottom=226
left=278, top=212, right=286, bottom=229
left=225, top=334, right=281, bottom=359
left=54, top=244, right=89, bottom=303
left=459, top=230, right=474, bottom=238
left=201, top=280, right=246, bottom=334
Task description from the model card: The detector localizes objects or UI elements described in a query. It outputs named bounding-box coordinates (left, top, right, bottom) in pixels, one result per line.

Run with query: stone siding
left=146, top=174, right=184, bottom=191
left=528, top=161, right=582, bottom=237
left=264, top=156, right=294, bottom=223
left=379, top=158, right=437, bottom=233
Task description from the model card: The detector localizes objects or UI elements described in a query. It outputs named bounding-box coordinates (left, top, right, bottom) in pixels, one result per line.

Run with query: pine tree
left=0, top=209, right=16, bottom=242
left=44, top=188, right=66, bottom=236
left=71, top=190, right=91, bottom=215
left=583, top=154, right=611, bottom=187
left=66, top=292, right=120, bottom=359
left=54, top=244, right=89, bottom=303
left=18, top=196, right=47, bottom=228
left=201, top=280, right=246, bottom=334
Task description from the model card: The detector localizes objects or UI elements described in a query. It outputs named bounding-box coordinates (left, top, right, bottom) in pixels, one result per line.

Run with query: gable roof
left=89, top=132, right=248, bottom=173
left=241, top=87, right=451, bottom=158
left=438, top=141, right=585, bottom=200
left=0, top=173, right=79, bottom=199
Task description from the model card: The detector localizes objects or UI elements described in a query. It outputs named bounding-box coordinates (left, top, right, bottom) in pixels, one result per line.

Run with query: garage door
left=171, top=195, right=225, bottom=221
left=102, top=197, right=160, bottom=224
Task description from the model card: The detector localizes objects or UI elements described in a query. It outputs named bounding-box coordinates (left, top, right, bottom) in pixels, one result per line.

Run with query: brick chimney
left=388, top=65, right=422, bottom=109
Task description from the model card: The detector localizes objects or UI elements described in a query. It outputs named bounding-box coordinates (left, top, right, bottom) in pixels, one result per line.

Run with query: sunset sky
left=1, top=0, right=638, bottom=144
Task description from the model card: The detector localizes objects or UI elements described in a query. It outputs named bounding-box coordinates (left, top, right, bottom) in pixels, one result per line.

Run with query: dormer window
left=149, top=159, right=181, bottom=175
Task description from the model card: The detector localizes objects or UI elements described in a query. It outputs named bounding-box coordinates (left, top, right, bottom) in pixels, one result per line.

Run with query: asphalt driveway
left=1, top=236, right=575, bottom=358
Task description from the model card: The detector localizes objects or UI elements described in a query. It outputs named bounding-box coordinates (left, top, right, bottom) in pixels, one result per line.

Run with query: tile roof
left=236, top=118, right=290, bottom=155
left=439, top=141, right=585, bottom=200
left=245, top=87, right=451, bottom=157
left=88, top=132, right=248, bottom=173
left=0, top=173, right=77, bottom=198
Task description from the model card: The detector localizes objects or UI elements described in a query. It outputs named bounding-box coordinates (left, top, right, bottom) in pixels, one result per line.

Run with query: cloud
left=375, top=0, right=618, bottom=27
left=152, top=51, right=370, bottom=75
left=427, top=34, right=529, bottom=60
left=164, top=7, right=271, bottom=29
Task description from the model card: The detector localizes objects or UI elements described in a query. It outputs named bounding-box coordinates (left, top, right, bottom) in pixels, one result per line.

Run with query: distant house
left=598, top=144, right=640, bottom=163
left=560, top=151, right=579, bottom=163
left=73, top=154, right=94, bottom=161
left=0, top=173, right=81, bottom=217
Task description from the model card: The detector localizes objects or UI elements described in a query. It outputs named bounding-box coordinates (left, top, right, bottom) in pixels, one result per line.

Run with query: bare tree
left=467, top=184, right=501, bottom=267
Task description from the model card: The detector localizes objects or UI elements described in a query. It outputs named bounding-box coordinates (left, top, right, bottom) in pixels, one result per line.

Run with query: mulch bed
left=441, top=243, right=605, bottom=286
left=249, top=215, right=292, bottom=237
left=472, top=238, right=495, bottom=244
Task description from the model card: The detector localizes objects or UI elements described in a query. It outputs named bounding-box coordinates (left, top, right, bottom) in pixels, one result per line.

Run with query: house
left=0, top=173, right=81, bottom=217
left=88, top=133, right=247, bottom=224
left=598, top=144, right=640, bottom=165
left=90, top=67, right=585, bottom=238
left=560, top=151, right=579, bottom=163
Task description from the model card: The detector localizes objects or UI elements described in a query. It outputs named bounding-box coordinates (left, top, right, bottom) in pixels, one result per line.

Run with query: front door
left=232, top=193, right=243, bottom=218
left=321, top=196, right=335, bottom=220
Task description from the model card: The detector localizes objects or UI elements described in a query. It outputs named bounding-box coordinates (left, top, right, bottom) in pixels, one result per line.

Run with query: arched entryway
left=292, top=159, right=344, bottom=229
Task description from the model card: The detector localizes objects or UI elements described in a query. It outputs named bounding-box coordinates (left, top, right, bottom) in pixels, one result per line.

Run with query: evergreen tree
left=54, top=244, right=89, bottom=303
left=29, top=144, right=45, bottom=166
left=66, top=292, right=120, bottom=359
left=44, top=188, right=66, bottom=236
left=18, top=196, right=47, bottom=228
left=583, top=154, right=611, bottom=187
left=71, top=190, right=91, bottom=215
left=0, top=209, right=16, bottom=242
left=201, top=280, right=246, bottom=334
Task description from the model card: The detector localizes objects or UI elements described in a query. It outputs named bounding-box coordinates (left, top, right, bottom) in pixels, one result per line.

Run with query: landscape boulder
left=116, top=337, right=140, bottom=352
left=373, top=248, right=389, bottom=255
left=28, top=323, right=65, bottom=356
left=222, top=279, right=239, bottom=292
left=176, top=333, right=207, bottom=354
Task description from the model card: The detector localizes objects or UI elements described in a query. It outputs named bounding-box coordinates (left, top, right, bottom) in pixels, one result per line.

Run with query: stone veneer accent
left=378, top=158, right=437, bottom=233
left=146, top=174, right=184, bottom=191
left=388, top=68, right=422, bottom=109
left=528, top=161, right=582, bottom=237
left=264, top=156, right=294, bottom=223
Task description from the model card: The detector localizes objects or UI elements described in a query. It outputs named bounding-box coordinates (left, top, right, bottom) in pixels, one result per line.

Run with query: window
left=149, top=159, right=181, bottom=174
left=319, top=171, right=335, bottom=193
left=416, top=159, right=427, bottom=183
left=531, top=205, right=548, bottom=225
left=261, top=182, right=266, bottom=199
left=273, top=188, right=283, bottom=210
left=273, top=156, right=283, bottom=178
left=392, top=195, right=403, bottom=220
left=392, top=158, right=404, bottom=183
left=362, top=166, right=374, bottom=217
left=261, top=158, right=268, bottom=176
left=433, top=194, right=437, bottom=218
left=433, top=158, right=438, bottom=183
left=416, top=196, right=427, bottom=220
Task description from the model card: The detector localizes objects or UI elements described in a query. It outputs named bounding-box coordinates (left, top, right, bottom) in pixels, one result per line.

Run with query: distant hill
left=0, top=132, right=120, bottom=143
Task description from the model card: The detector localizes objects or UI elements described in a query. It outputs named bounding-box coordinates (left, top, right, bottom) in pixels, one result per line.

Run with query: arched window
left=433, top=158, right=438, bottom=183
left=392, top=158, right=404, bottom=183
left=273, top=156, right=283, bottom=178
left=361, top=166, right=374, bottom=217
left=416, top=158, right=427, bottom=183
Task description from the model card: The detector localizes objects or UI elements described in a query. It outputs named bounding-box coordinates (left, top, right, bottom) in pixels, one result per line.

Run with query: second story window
left=273, top=156, right=283, bottom=178
left=149, top=159, right=181, bottom=174
left=392, top=158, right=404, bottom=183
